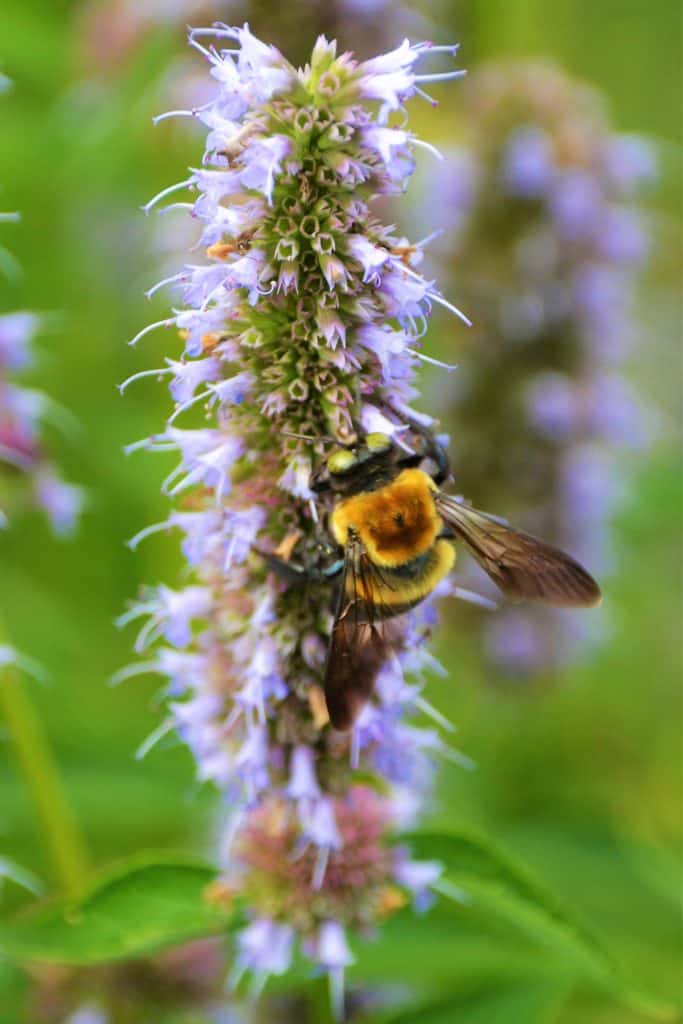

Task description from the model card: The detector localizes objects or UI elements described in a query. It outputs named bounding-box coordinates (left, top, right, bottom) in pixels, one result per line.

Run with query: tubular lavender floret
left=122, top=25, right=466, bottom=1002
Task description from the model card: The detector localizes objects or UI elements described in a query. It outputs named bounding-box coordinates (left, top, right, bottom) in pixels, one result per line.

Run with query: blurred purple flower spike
left=415, top=62, right=655, bottom=677
left=1, top=120, right=83, bottom=534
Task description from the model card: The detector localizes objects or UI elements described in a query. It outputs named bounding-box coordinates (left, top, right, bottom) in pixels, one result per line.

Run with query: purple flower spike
left=121, top=24, right=467, bottom=995
left=415, top=61, right=655, bottom=676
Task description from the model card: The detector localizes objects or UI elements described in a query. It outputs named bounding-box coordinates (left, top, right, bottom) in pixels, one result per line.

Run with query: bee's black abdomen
left=324, top=620, right=389, bottom=731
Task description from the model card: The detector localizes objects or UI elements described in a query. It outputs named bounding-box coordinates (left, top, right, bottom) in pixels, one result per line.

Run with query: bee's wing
left=324, top=535, right=400, bottom=731
left=435, top=493, right=601, bottom=607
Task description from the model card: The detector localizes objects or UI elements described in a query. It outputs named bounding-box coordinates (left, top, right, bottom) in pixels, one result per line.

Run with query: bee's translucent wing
left=324, top=535, right=401, bottom=731
left=435, top=493, right=601, bottom=607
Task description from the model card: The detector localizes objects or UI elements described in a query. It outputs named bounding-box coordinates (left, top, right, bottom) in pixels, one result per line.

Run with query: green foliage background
left=1, top=1, right=680, bottom=1021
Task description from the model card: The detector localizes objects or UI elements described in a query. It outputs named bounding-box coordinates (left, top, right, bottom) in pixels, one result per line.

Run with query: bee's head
left=311, top=432, right=414, bottom=495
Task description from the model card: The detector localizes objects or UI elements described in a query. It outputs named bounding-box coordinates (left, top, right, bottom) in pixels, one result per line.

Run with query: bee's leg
left=321, top=558, right=344, bottom=580
left=254, top=548, right=309, bottom=586
left=425, top=434, right=451, bottom=486
left=401, top=422, right=451, bottom=484
left=255, top=548, right=344, bottom=586
left=373, top=400, right=452, bottom=484
left=398, top=413, right=451, bottom=484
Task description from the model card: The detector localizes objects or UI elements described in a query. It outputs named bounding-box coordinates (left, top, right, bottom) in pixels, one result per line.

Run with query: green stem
left=0, top=627, right=89, bottom=898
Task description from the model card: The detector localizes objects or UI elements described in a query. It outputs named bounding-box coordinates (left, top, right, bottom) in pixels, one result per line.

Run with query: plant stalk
left=0, top=626, right=89, bottom=898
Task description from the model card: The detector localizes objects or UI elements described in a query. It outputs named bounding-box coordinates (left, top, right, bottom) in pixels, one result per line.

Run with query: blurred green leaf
left=0, top=855, right=236, bottom=965
left=0, top=959, right=28, bottom=1024
left=408, top=831, right=679, bottom=1021
left=383, top=978, right=571, bottom=1024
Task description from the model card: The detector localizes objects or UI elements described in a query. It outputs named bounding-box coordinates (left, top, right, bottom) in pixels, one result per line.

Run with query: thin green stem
left=0, top=625, right=89, bottom=898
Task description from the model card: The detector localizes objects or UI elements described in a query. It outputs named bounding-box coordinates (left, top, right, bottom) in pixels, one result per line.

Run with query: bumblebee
left=308, top=430, right=601, bottom=732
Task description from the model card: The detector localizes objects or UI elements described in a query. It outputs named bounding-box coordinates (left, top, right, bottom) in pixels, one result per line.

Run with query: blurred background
left=1, top=1, right=680, bottom=1021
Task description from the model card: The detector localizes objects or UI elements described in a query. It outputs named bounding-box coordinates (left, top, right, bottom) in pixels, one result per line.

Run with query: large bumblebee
left=308, top=430, right=601, bottom=731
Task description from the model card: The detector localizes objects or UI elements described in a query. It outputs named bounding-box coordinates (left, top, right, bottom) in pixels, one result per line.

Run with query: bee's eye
left=328, top=449, right=357, bottom=475
left=365, top=432, right=392, bottom=454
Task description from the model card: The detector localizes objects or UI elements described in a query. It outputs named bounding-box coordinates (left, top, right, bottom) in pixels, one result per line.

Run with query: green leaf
left=406, top=831, right=679, bottom=1022
left=0, top=854, right=236, bottom=965
left=383, top=978, right=571, bottom=1024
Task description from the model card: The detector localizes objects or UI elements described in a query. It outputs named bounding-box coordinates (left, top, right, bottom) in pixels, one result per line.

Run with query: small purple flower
left=239, top=135, right=294, bottom=205
left=394, top=853, right=442, bottom=912
left=526, top=372, right=579, bottom=441
left=299, top=795, right=342, bottom=852
left=33, top=470, right=84, bottom=537
left=315, top=920, right=354, bottom=969
left=236, top=918, right=295, bottom=976
left=0, top=312, right=39, bottom=371
left=502, top=126, right=553, bottom=198
left=550, top=170, right=603, bottom=242
left=286, top=746, right=321, bottom=801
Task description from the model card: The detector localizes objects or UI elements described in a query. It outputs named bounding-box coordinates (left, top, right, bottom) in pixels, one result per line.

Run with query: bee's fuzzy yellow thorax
left=331, top=468, right=441, bottom=568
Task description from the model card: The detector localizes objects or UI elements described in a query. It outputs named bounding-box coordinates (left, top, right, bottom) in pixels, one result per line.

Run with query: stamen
left=145, top=273, right=186, bottom=299
left=426, top=289, right=473, bottom=327
left=412, top=138, right=444, bottom=161
left=118, top=366, right=172, bottom=394
left=126, top=519, right=171, bottom=550
left=442, top=746, right=477, bottom=772
left=152, top=101, right=213, bottom=125
left=156, top=202, right=196, bottom=216
left=153, top=109, right=193, bottom=125
left=161, top=463, right=186, bottom=494
left=187, top=36, right=217, bottom=62
left=0, top=647, right=48, bottom=684
left=135, top=718, right=175, bottom=760
left=415, top=86, right=438, bottom=107
left=128, top=318, right=175, bottom=347
left=432, top=877, right=470, bottom=904
left=452, top=586, right=497, bottom=611
left=415, top=71, right=467, bottom=84
left=115, top=602, right=157, bottom=628
left=406, top=348, right=457, bottom=371
left=166, top=387, right=211, bottom=424
left=123, top=436, right=177, bottom=455
left=413, top=43, right=460, bottom=56
left=142, top=178, right=193, bottom=215
left=108, top=660, right=160, bottom=686
left=415, top=229, right=444, bottom=247
left=414, top=695, right=456, bottom=733
left=134, top=617, right=164, bottom=653
left=188, top=26, right=240, bottom=45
